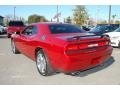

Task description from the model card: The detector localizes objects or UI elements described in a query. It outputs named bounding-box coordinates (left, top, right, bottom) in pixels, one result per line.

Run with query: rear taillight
left=98, top=41, right=109, bottom=46
left=79, top=43, right=88, bottom=49
left=65, top=40, right=110, bottom=51
left=65, top=44, right=88, bottom=51
left=66, top=44, right=78, bottom=50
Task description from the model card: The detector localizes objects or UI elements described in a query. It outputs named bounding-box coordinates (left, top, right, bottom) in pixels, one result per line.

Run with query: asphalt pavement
left=0, top=35, right=120, bottom=85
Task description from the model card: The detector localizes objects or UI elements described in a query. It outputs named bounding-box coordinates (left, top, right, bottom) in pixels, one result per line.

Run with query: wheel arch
left=35, top=47, right=42, bottom=60
left=35, top=47, right=55, bottom=75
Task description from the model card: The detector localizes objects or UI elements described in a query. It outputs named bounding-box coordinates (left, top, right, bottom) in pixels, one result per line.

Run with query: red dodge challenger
left=11, top=22, right=113, bottom=76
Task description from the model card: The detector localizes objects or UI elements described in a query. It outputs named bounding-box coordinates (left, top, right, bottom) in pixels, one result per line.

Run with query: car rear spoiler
left=67, top=34, right=109, bottom=40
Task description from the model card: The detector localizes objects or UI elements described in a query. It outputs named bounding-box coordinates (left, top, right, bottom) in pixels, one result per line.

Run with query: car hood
left=106, top=32, right=120, bottom=37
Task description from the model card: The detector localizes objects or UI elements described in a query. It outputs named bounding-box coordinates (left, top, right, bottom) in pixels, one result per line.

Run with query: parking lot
left=0, top=35, right=120, bottom=85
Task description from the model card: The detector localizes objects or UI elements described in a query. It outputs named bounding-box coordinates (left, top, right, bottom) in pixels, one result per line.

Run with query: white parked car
left=106, top=28, right=120, bottom=48
left=0, top=25, right=7, bottom=34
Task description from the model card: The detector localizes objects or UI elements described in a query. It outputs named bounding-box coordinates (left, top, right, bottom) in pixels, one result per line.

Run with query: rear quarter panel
left=34, top=24, right=67, bottom=69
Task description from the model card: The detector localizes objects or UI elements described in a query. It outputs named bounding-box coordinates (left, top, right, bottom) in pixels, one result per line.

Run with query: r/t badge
left=41, top=35, right=46, bottom=41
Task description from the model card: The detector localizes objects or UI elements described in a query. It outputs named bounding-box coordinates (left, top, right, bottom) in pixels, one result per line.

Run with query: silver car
left=0, top=25, right=7, bottom=34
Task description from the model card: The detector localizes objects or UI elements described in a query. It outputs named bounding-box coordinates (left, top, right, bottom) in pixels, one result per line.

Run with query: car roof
left=30, top=22, right=71, bottom=26
left=9, top=20, right=23, bottom=22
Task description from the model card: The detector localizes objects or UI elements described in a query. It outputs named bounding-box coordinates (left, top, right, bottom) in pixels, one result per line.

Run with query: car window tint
left=109, top=26, right=115, bottom=31
left=9, top=21, right=24, bottom=26
left=22, top=26, right=32, bottom=35
left=115, top=28, right=120, bottom=32
left=22, top=26, right=37, bottom=35
left=32, top=26, right=38, bottom=35
left=49, top=24, right=85, bottom=34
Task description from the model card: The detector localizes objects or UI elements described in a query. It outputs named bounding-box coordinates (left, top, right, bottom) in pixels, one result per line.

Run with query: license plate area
left=91, top=56, right=101, bottom=65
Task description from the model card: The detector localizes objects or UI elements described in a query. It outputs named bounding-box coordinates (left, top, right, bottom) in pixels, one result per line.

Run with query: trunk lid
left=52, top=33, right=110, bottom=50
left=52, top=33, right=109, bottom=42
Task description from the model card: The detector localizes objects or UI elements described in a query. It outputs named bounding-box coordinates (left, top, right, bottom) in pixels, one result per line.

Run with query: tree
left=112, top=15, right=116, bottom=24
left=100, top=20, right=107, bottom=24
left=115, top=20, right=120, bottom=24
left=4, top=15, right=26, bottom=26
left=88, top=18, right=96, bottom=26
left=73, top=5, right=89, bottom=25
left=4, top=14, right=13, bottom=26
left=28, top=14, right=48, bottom=24
left=65, top=16, right=72, bottom=23
left=24, top=20, right=28, bottom=25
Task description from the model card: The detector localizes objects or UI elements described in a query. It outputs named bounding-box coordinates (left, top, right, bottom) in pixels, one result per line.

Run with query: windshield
left=9, top=21, right=24, bottom=26
left=90, top=26, right=107, bottom=32
left=49, top=24, right=85, bottom=34
left=114, top=28, right=120, bottom=32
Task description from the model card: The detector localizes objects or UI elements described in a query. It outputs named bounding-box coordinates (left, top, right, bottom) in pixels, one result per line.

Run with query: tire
left=36, top=49, right=54, bottom=76
left=118, top=42, right=120, bottom=48
left=11, top=40, right=20, bottom=54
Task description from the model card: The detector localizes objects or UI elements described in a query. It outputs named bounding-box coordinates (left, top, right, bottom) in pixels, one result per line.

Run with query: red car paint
left=11, top=22, right=113, bottom=73
left=7, top=21, right=25, bottom=37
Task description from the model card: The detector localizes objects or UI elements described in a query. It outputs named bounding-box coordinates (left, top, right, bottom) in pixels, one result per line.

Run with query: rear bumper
left=110, top=39, right=119, bottom=47
left=59, top=46, right=113, bottom=73
left=7, top=27, right=24, bottom=35
left=7, top=30, right=16, bottom=34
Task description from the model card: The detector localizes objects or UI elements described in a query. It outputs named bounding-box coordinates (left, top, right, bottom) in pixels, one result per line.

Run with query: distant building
left=0, top=16, right=4, bottom=25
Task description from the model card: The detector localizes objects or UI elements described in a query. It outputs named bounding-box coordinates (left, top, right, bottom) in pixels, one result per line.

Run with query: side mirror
left=15, top=31, right=21, bottom=35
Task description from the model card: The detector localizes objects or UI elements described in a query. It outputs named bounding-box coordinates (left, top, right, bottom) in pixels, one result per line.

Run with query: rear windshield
left=90, top=25, right=116, bottom=32
left=49, top=24, right=85, bottom=34
left=90, top=26, right=107, bottom=32
left=9, top=21, right=24, bottom=26
left=114, top=27, right=120, bottom=32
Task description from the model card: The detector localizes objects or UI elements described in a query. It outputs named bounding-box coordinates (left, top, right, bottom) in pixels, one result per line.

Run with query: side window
left=104, top=26, right=109, bottom=32
left=109, top=26, right=115, bottom=31
left=32, top=26, right=38, bottom=35
left=22, top=26, right=38, bottom=36
left=107, top=26, right=114, bottom=32
left=22, top=26, right=33, bottom=35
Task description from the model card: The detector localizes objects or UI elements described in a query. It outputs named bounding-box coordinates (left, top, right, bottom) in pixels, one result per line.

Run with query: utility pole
left=14, top=6, right=16, bottom=20
left=108, top=5, right=111, bottom=25
left=96, top=6, right=100, bottom=25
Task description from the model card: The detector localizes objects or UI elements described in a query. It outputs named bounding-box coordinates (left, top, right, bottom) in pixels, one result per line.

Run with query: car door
left=15, top=26, right=33, bottom=55
left=20, top=25, right=38, bottom=59
left=13, top=27, right=29, bottom=53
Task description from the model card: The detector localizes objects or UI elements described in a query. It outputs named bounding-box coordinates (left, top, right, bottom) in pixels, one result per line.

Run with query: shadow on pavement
left=67, top=56, right=115, bottom=77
